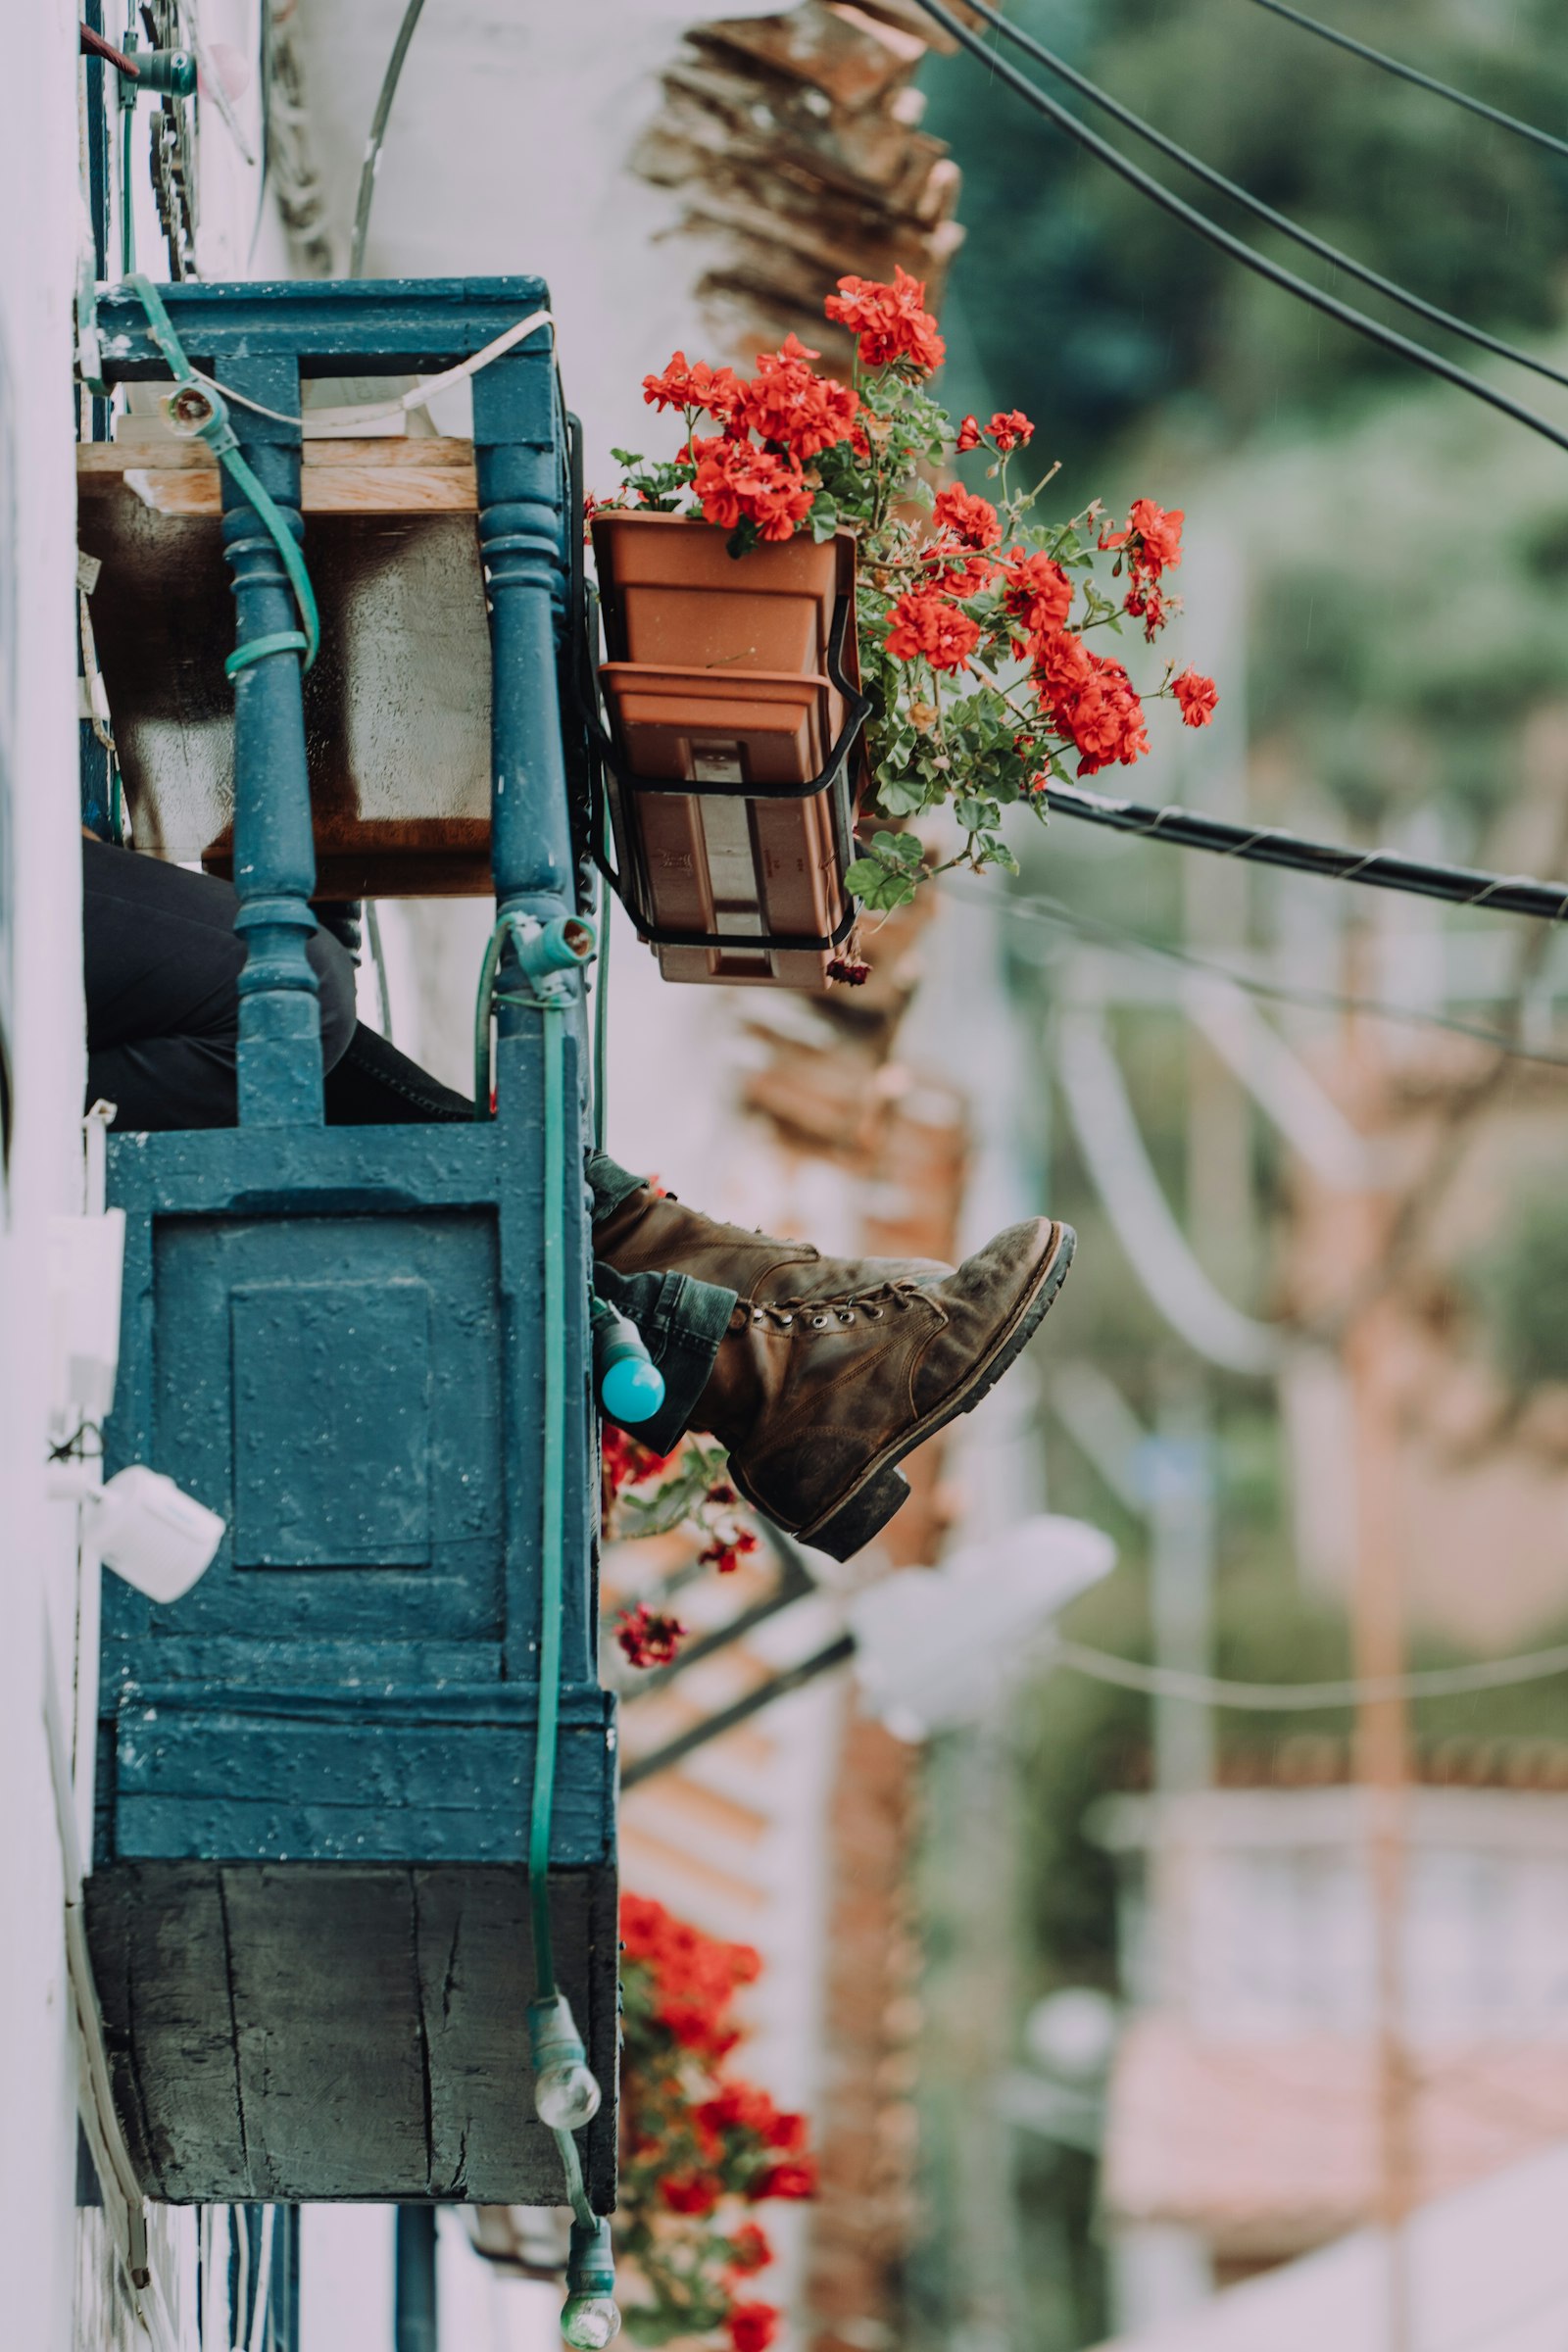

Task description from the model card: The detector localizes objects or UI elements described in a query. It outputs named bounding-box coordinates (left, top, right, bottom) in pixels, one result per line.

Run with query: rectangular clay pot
left=591, top=513, right=853, bottom=677
left=597, top=662, right=850, bottom=992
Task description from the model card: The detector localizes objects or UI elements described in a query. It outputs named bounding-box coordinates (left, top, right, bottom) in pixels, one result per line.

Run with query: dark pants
left=82, top=840, right=733, bottom=1448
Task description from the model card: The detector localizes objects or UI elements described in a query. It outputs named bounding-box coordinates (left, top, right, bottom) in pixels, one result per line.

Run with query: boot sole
left=793, top=1219, right=1077, bottom=1562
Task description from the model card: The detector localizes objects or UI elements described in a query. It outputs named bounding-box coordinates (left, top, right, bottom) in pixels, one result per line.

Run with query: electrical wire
left=348, top=0, right=426, bottom=279
left=1249, top=0, right=1568, bottom=166
left=906, top=0, right=1568, bottom=461
left=1039, top=778, right=1568, bottom=923
left=938, top=0, right=1568, bottom=396
left=79, top=22, right=139, bottom=74
left=944, top=879, right=1568, bottom=1071
left=175, top=305, right=553, bottom=431
left=1054, top=1632, right=1568, bottom=1709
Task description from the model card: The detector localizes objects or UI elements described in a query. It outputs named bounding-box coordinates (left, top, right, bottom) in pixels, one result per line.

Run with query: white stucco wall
left=0, top=8, right=101, bottom=2350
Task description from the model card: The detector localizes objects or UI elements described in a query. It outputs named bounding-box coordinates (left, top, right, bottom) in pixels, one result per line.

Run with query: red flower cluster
left=615, top=1603, right=686, bottom=1670
left=1001, top=548, right=1073, bottom=639
left=1034, top=630, right=1150, bottom=776
left=886, top=587, right=981, bottom=672
left=603, top=1426, right=673, bottom=1499
left=697, top=2082, right=809, bottom=2154
left=989, top=408, right=1035, bottom=452
left=692, top=435, right=815, bottom=544
left=724, top=2225, right=773, bottom=2277
left=734, top=333, right=859, bottom=460
left=824, top=266, right=946, bottom=374
left=924, top=484, right=1002, bottom=595
left=932, top=484, right=1003, bottom=551
left=700, top=1526, right=760, bottom=1576
left=1171, top=667, right=1219, bottom=727
left=661, top=2171, right=722, bottom=2218
left=955, top=409, right=1035, bottom=454
left=619, top=1890, right=819, bottom=2351
left=1101, top=497, right=1184, bottom=639
left=621, top=1891, right=762, bottom=2061
left=826, top=954, right=871, bottom=987
left=643, top=351, right=743, bottom=421
left=1101, top=496, right=1184, bottom=577
left=728, top=2303, right=780, bottom=2352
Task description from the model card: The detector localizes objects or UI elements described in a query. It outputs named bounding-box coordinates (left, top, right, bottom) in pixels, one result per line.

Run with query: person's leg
left=83, top=838, right=356, bottom=1130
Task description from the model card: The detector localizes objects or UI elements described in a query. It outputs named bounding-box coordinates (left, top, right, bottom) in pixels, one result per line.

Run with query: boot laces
left=747, top=1278, right=924, bottom=1332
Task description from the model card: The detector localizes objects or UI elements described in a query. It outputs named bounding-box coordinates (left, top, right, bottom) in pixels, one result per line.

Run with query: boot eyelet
left=838, top=1310, right=855, bottom=1324
left=811, top=1313, right=829, bottom=1329
left=779, top=1312, right=794, bottom=1326
left=865, top=1304, right=883, bottom=1319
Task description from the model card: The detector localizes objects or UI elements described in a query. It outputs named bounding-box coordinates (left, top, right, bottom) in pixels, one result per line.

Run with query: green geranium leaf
left=956, top=796, right=1002, bottom=831
left=845, top=858, right=919, bottom=909
left=876, top=774, right=929, bottom=816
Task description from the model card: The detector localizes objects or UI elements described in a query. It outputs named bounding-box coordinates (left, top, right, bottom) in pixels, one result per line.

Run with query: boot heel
left=807, top=1467, right=911, bottom=1562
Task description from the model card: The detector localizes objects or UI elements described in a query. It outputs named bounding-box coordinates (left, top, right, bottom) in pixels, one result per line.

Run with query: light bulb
left=529, top=1994, right=603, bottom=2131
left=561, top=2292, right=621, bottom=2349
left=563, top=2218, right=620, bottom=2348
left=600, top=1355, right=665, bottom=1425
left=535, top=2058, right=602, bottom=2132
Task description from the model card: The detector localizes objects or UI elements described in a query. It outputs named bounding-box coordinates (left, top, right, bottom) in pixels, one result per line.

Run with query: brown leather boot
left=593, top=1183, right=951, bottom=1307
left=690, top=1217, right=1075, bottom=1560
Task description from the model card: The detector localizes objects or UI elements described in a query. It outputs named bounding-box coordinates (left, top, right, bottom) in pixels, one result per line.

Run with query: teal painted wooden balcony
left=81, top=278, right=617, bottom=2210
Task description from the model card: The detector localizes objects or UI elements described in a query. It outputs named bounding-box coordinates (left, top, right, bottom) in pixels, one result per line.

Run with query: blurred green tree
left=921, top=0, right=1568, bottom=465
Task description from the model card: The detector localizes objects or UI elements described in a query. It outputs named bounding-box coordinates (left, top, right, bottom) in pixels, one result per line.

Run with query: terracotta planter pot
left=591, top=515, right=866, bottom=994
left=591, top=512, right=848, bottom=676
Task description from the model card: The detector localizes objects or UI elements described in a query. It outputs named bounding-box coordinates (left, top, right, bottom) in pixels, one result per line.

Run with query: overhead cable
left=941, top=880, right=1568, bottom=1071
left=1043, top=779, right=1568, bottom=923
left=1249, top=0, right=1568, bottom=166
left=349, top=0, right=427, bottom=278
left=1055, top=1004, right=1284, bottom=1375
left=906, top=0, right=1568, bottom=461
left=1054, top=1632, right=1568, bottom=1709
left=933, top=0, right=1568, bottom=396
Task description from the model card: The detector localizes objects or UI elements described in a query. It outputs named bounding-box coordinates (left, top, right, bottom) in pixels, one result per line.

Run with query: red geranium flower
left=660, top=2170, right=723, bottom=2218
left=885, top=587, right=981, bottom=672
left=603, top=1427, right=673, bottom=1497
left=932, top=483, right=1002, bottom=550
left=1171, top=668, right=1219, bottom=727
left=700, top=2082, right=786, bottom=2139
left=727, top=2303, right=781, bottom=2352
left=824, top=267, right=946, bottom=374
left=736, top=334, right=859, bottom=460
left=701, top=1526, right=760, bottom=1575
left=724, top=2224, right=773, bottom=2277
left=1100, top=497, right=1184, bottom=582
left=1032, top=627, right=1096, bottom=700
left=642, top=351, right=743, bottom=421
left=751, top=2158, right=817, bottom=2202
left=988, top=408, right=1035, bottom=451
left=620, top=1892, right=761, bottom=2058
left=1000, top=549, right=1072, bottom=637
left=1033, top=632, right=1149, bottom=776
left=615, top=1603, right=686, bottom=1670
left=826, top=954, right=871, bottom=987
left=955, top=413, right=983, bottom=452
left=692, top=435, right=815, bottom=543
left=1123, top=578, right=1174, bottom=643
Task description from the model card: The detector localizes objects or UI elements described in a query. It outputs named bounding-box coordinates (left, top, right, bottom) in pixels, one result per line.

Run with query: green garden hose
left=123, top=274, right=319, bottom=673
